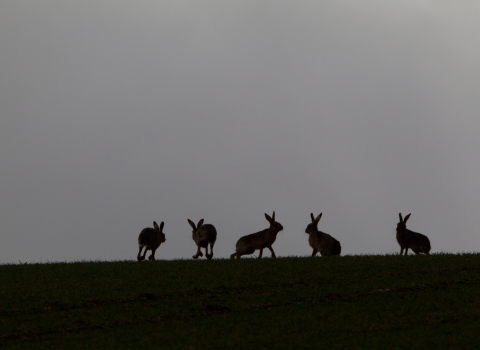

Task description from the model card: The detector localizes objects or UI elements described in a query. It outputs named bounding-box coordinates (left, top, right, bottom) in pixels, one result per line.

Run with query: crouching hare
left=230, top=211, right=283, bottom=259
left=305, top=213, right=341, bottom=257
left=396, top=213, right=431, bottom=255
left=188, top=219, right=217, bottom=260
left=137, top=221, right=166, bottom=261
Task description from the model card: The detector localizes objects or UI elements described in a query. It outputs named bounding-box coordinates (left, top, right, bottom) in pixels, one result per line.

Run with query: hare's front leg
left=311, top=248, right=318, bottom=257
left=258, top=248, right=264, bottom=259
left=267, top=246, right=276, bottom=258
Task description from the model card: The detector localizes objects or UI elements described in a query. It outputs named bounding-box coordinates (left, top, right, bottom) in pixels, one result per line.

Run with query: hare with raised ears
left=305, top=213, right=341, bottom=257
left=396, top=213, right=431, bottom=255
left=137, top=221, right=166, bottom=261
left=188, top=219, right=217, bottom=260
left=230, top=212, right=283, bottom=259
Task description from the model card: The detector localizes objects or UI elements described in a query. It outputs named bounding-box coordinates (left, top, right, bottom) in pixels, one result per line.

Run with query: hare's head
left=397, top=213, right=411, bottom=232
left=306, top=213, right=322, bottom=234
left=154, top=221, right=166, bottom=243
left=188, top=218, right=204, bottom=237
left=265, top=211, right=283, bottom=231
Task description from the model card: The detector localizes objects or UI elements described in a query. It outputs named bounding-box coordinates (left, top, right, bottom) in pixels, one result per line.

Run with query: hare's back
left=236, top=230, right=265, bottom=249
left=138, top=228, right=157, bottom=245
left=197, top=224, right=217, bottom=244
left=320, top=233, right=341, bottom=256
left=410, top=231, right=431, bottom=248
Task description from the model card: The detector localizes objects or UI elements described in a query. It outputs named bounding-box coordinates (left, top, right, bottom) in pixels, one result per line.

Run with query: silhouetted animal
left=230, top=212, right=283, bottom=259
left=188, top=218, right=217, bottom=260
left=305, top=213, right=341, bottom=256
left=396, top=213, right=431, bottom=255
left=137, top=221, right=166, bottom=261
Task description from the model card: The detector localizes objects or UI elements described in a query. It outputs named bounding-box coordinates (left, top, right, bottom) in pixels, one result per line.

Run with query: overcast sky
left=1, top=1, right=480, bottom=263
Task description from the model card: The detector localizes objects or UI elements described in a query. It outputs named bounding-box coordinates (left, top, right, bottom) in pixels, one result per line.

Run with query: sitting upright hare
left=305, top=213, right=341, bottom=256
left=396, top=213, right=431, bottom=255
left=188, top=219, right=217, bottom=260
left=137, top=221, right=166, bottom=261
left=230, top=211, right=283, bottom=259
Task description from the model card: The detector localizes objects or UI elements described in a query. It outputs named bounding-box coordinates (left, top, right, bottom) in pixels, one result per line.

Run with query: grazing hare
left=137, top=221, right=166, bottom=261
left=305, top=213, right=341, bottom=257
left=396, top=213, right=431, bottom=255
left=188, top=219, right=217, bottom=260
left=230, top=212, right=283, bottom=259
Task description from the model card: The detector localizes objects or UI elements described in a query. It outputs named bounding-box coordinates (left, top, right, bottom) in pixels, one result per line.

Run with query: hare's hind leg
left=232, top=250, right=245, bottom=259
left=232, top=247, right=254, bottom=259
left=267, top=246, right=276, bottom=258
left=142, top=247, right=150, bottom=261
left=206, top=243, right=214, bottom=260
left=137, top=246, right=146, bottom=261
left=424, top=245, right=431, bottom=255
left=192, top=246, right=203, bottom=259
left=421, top=246, right=430, bottom=255
left=148, top=248, right=157, bottom=261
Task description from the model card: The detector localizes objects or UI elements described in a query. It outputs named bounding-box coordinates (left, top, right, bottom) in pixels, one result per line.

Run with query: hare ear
left=265, top=213, right=272, bottom=223
left=315, top=213, right=322, bottom=224
left=310, top=213, right=315, bottom=222
left=153, top=221, right=160, bottom=231
left=159, top=221, right=164, bottom=232
left=399, top=213, right=403, bottom=222
left=272, top=211, right=276, bottom=222
left=187, top=219, right=196, bottom=230
left=404, top=213, right=411, bottom=223
left=197, top=219, right=204, bottom=228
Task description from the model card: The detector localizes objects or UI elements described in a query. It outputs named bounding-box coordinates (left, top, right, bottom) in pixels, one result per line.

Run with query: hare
left=188, top=219, right=217, bottom=260
left=305, top=213, right=341, bottom=257
left=396, top=213, right=431, bottom=255
left=230, top=212, right=283, bottom=259
left=137, top=221, right=166, bottom=261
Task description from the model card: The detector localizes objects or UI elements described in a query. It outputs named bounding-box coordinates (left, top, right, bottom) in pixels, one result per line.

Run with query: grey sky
left=1, top=1, right=480, bottom=263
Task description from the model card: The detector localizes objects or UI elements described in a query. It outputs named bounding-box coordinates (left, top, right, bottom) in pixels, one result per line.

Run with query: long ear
left=272, top=211, right=275, bottom=222
left=404, top=213, right=411, bottom=223
left=310, top=213, right=315, bottom=223
left=197, top=219, right=204, bottom=229
left=153, top=221, right=160, bottom=231
left=159, top=221, right=164, bottom=232
left=265, top=213, right=272, bottom=223
left=315, top=213, right=322, bottom=225
left=399, top=213, right=403, bottom=222
left=187, top=219, right=196, bottom=230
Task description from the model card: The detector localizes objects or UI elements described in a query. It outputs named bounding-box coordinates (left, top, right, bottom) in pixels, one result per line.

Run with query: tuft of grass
left=1, top=254, right=480, bottom=349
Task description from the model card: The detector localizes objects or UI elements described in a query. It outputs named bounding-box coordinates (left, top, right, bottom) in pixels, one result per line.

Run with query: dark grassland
left=1, top=254, right=480, bottom=349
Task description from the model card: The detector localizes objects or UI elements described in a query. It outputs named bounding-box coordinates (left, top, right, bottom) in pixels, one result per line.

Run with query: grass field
left=1, top=253, right=480, bottom=349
